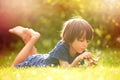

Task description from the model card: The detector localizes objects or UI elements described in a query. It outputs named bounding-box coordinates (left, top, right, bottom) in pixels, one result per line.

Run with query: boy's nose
left=83, top=40, right=88, bottom=47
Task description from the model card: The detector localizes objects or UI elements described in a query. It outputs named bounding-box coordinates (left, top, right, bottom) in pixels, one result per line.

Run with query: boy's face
left=71, top=37, right=89, bottom=53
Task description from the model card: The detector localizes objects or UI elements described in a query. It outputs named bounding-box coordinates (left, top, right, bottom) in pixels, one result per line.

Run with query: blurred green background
left=0, top=0, right=120, bottom=65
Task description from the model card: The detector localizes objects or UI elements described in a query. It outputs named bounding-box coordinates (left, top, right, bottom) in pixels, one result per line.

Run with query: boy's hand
left=87, top=57, right=99, bottom=66
left=80, top=52, right=93, bottom=59
left=78, top=52, right=99, bottom=66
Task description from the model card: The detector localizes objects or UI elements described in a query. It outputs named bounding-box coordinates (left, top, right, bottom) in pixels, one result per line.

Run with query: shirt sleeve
left=50, top=46, right=69, bottom=62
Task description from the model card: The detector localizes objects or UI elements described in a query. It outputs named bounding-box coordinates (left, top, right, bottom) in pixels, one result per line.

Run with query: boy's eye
left=79, top=39, right=84, bottom=42
left=79, top=39, right=90, bottom=43
left=87, top=40, right=90, bottom=43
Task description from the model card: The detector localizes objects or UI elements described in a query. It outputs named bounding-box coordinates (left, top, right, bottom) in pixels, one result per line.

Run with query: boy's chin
left=78, top=51, right=84, bottom=53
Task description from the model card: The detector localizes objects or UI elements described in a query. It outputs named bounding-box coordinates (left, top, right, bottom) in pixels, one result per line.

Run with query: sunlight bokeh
left=0, top=0, right=120, bottom=56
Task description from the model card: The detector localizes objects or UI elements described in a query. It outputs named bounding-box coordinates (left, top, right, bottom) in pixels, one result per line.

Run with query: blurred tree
left=0, top=0, right=120, bottom=55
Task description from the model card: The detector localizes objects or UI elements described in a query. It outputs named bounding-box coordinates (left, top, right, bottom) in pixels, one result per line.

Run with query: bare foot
left=9, top=26, right=34, bottom=43
left=28, top=29, right=40, bottom=41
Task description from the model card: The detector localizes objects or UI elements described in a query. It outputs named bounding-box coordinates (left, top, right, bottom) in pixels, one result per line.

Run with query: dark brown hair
left=61, top=18, right=94, bottom=44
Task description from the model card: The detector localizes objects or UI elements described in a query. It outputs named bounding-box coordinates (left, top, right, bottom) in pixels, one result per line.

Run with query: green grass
left=0, top=66, right=120, bottom=80
left=0, top=48, right=120, bottom=80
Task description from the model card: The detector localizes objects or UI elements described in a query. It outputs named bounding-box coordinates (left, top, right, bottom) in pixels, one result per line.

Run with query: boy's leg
left=27, top=29, right=38, bottom=56
left=9, top=26, right=40, bottom=67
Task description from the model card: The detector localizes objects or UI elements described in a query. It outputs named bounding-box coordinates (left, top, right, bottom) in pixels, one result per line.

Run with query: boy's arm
left=59, top=52, right=93, bottom=67
left=59, top=55, right=82, bottom=67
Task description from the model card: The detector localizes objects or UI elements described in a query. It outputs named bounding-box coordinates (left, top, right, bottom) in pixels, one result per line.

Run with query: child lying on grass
left=9, top=18, right=96, bottom=68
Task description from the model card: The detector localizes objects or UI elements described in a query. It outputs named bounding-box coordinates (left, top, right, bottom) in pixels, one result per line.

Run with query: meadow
left=1, top=0, right=120, bottom=80
left=0, top=66, right=120, bottom=80
left=0, top=48, right=120, bottom=80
